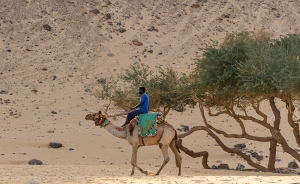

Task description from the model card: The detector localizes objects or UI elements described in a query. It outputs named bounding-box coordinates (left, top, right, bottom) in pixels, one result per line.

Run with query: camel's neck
left=104, top=121, right=126, bottom=139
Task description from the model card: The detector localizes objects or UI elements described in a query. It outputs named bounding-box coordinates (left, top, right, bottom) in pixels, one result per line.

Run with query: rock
left=28, top=159, right=43, bottom=165
left=222, top=14, right=230, bottom=18
left=180, top=125, right=189, bottom=132
left=175, top=106, right=184, bottom=112
left=43, top=24, right=51, bottom=31
left=256, top=155, right=263, bottom=161
left=118, top=28, right=126, bottom=33
left=275, top=13, right=281, bottom=18
left=158, top=52, right=162, bottom=55
left=218, top=164, right=229, bottom=170
left=212, top=165, right=218, bottom=169
left=41, top=68, right=47, bottom=71
left=53, top=76, right=57, bottom=80
left=0, top=90, right=8, bottom=94
left=49, top=142, right=62, bottom=148
left=176, top=128, right=182, bottom=132
left=90, top=9, right=100, bottom=14
left=26, top=48, right=31, bottom=51
left=7, top=49, right=11, bottom=52
left=198, top=0, right=208, bottom=2
left=288, top=161, right=299, bottom=169
left=41, top=10, right=47, bottom=14
left=97, top=78, right=106, bottom=84
left=256, top=161, right=261, bottom=165
left=275, top=157, right=281, bottom=162
left=69, top=148, right=74, bottom=151
left=190, top=4, right=201, bottom=8
left=234, top=143, right=246, bottom=150
left=147, top=26, right=159, bottom=32
left=230, top=153, right=235, bottom=156
left=51, top=111, right=57, bottom=114
left=132, top=39, right=143, bottom=46
left=107, top=52, right=114, bottom=57
left=106, top=13, right=111, bottom=19
left=0, top=98, right=2, bottom=101
left=48, top=130, right=54, bottom=133
left=236, top=163, right=245, bottom=171
left=251, top=152, right=258, bottom=158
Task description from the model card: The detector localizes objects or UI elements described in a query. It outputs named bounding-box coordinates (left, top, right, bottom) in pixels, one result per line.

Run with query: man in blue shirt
left=121, top=87, right=149, bottom=130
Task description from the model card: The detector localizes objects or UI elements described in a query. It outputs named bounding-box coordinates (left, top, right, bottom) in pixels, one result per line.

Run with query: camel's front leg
left=130, top=145, right=148, bottom=176
left=155, top=145, right=170, bottom=176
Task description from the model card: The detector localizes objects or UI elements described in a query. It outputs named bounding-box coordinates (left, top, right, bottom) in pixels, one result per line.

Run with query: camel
left=85, top=111, right=182, bottom=176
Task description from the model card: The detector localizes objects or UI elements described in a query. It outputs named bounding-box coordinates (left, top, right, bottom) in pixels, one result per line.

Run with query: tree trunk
left=268, top=97, right=280, bottom=171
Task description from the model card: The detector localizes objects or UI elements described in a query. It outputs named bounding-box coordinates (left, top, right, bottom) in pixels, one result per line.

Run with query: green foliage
left=94, top=63, right=188, bottom=116
left=190, top=32, right=300, bottom=106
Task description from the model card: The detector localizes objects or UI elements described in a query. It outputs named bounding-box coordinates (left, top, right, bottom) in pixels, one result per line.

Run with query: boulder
left=28, top=159, right=43, bottom=165
left=288, top=161, right=299, bottom=169
left=218, top=163, right=229, bottom=170
left=49, top=142, right=62, bottom=148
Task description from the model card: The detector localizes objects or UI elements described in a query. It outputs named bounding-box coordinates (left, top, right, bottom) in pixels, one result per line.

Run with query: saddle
left=135, top=112, right=165, bottom=138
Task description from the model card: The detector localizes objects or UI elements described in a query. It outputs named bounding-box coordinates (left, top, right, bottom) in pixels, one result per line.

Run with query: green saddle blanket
left=136, top=112, right=164, bottom=138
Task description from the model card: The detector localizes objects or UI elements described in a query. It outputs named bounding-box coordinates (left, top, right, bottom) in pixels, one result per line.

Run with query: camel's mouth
left=85, top=114, right=94, bottom=120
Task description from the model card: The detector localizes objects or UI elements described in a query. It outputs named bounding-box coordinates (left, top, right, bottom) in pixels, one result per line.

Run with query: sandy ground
left=1, top=0, right=300, bottom=183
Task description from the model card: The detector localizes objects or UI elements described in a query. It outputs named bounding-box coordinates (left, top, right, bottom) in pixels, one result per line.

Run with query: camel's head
left=85, top=111, right=109, bottom=127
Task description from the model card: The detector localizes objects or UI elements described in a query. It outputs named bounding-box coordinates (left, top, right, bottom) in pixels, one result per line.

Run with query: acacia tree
left=94, top=63, right=188, bottom=117
left=178, top=32, right=300, bottom=171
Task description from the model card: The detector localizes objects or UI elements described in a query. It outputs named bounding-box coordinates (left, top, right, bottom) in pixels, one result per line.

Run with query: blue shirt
left=139, top=93, right=149, bottom=113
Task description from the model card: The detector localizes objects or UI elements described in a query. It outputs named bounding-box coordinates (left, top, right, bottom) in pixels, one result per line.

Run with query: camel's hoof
left=130, top=173, right=134, bottom=177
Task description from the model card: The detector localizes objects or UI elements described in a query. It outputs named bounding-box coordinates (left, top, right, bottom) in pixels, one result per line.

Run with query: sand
left=1, top=0, right=300, bottom=183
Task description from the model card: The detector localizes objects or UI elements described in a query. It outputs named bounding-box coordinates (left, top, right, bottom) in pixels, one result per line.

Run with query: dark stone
left=158, top=52, right=162, bottom=55
left=69, top=148, right=74, bottom=151
left=275, top=13, right=280, bottom=18
left=288, top=161, right=299, bottom=169
left=0, top=90, right=8, bottom=94
left=41, top=10, right=47, bottom=14
left=175, top=106, right=184, bottom=112
left=132, top=39, right=143, bottom=46
left=48, top=130, right=54, bottom=133
left=26, top=48, right=31, bottom=51
left=255, top=155, right=263, bottom=161
left=51, top=111, right=57, bottom=114
left=118, top=28, right=126, bottom=33
left=147, top=26, right=159, bottom=32
left=180, top=125, right=189, bottom=132
left=7, top=49, right=11, bottom=52
left=106, top=13, right=111, bottom=19
left=43, top=24, right=51, bottom=31
left=53, top=76, right=57, bottom=80
left=107, top=52, right=114, bottom=57
left=97, top=78, right=106, bottom=84
left=49, top=142, right=62, bottom=148
left=251, top=152, right=258, bottom=158
left=0, top=98, right=2, bottom=101
left=222, top=14, right=230, bottom=18
left=236, top=163, right=245, bottom=171
left=90, top=9, right=100, bottom=15
left=234, top=143, right=246, bottom=150
left=41, top=68, right=47, bottom=71
left=212, top=165, right=218, bottom=169
left=218, top=164, right=229, bottom=170
left=28, top=159, right=43, bottom=165
left=198, top=0, right=208, bottom=2
left=190, top=4, right=201, bottom=8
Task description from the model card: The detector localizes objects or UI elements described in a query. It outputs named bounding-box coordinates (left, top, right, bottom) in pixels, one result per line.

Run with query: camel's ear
left=99, top=111, right=102, bottom=115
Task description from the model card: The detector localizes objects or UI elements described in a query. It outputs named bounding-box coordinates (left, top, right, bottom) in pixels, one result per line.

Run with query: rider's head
left=139, top=87, right=145, bottom=95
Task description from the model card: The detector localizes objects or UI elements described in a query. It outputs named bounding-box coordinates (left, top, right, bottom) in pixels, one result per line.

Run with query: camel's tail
left=173, top=130, right=181, bottom=153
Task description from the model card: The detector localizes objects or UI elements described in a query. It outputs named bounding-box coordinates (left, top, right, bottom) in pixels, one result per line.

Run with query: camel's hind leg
left=155, top=144, right=170, bottom=176
left=169, top=139, right=182, bottom=176
left=130, top=145, right=148, bottom=176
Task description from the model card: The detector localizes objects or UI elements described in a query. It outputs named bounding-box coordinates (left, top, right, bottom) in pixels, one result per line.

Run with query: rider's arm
left=132, top=101, right=143, bottom=109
